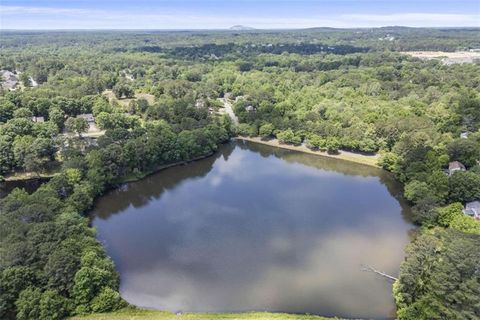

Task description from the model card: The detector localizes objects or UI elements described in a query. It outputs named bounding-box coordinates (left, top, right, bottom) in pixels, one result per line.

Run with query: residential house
left=463, top=201, right=480, bottom=220
left=31, top=116, right=45, bottom=123
left=448, top=161, right=466, bottom=176
left=460, top=132, right=469, bottom=139
left=77, top=113, right=97, bottom=131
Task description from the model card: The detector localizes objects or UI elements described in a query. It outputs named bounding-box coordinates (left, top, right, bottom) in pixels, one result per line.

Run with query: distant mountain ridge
left=230, top=25, right=256, bottom=31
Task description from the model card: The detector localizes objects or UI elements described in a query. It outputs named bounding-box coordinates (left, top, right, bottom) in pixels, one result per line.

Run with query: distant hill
left=230, top=25, right=255, bottom=31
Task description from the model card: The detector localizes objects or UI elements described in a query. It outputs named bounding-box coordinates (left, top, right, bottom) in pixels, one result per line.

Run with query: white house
left=31, top=116, right=45, bottom=123
left=460, top=132, right=469, bottom=139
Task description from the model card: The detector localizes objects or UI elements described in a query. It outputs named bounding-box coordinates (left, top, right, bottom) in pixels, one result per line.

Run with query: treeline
left=393, top=228, right=480, bottom=319
left=2, top=28, right=479, bottom=53
left=230, top=54, right=480, bottom=154
left=165, top=43, right=368, bottom=60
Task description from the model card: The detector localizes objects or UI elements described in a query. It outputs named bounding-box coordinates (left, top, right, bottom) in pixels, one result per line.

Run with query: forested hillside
left=1, top=28, right=479, bottom=320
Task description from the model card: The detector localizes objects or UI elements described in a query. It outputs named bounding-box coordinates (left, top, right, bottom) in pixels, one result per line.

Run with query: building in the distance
left=460, top=132, right=469, bottom=139
left=448, top=161, right=466, bottom=176
left=31, top=116, right=45, bottom=123
left=463, top=201, right=480, bottom=220
left=77, top=113, right=97, bottom=131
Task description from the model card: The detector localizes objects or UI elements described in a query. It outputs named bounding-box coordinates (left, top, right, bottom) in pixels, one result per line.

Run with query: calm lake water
left=92, top=141, right=413, bottom=319
left=0, top=178, right=48, bottom=198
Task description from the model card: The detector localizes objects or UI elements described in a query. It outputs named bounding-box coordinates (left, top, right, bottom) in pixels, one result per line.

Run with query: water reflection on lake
left=0, top=178, right=48, bottom=198
left=92, top=141, right=413, bottom=319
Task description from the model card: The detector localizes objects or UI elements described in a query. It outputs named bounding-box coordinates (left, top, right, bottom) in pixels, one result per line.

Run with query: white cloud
left=0, top=5, right=478, bottom=29
left=0, top=5, right=94, bottom=15
left=342, top=13, right=479, bottom=27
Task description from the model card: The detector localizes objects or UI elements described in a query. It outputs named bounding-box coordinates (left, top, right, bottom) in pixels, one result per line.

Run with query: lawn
left=71, top=308, right=335, bottom=320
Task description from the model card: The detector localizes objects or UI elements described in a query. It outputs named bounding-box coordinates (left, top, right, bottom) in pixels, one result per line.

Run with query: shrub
left=276, top=129, right=301, bottom=145
left=90, top=287, right=126, bottom=313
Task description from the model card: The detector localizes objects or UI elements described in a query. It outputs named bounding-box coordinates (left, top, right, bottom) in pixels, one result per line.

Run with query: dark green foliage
left=447, top=138, right=480, bottom=168
left=112, top=84, right=134, bottom=99
left=277, top=129, right=301, bottom=145
left=90, top=287, right=126, bottom=313
left=65, top=117, right=89, bottom=137
left=0, top=267, right=37, bottom=319
left=15, top=288, right=69, bottom=320
left=448, top=171, right=480, bottom=203
left=15, top=288, right=42, bottom=320
left=394, top=229, right=480, bottom=320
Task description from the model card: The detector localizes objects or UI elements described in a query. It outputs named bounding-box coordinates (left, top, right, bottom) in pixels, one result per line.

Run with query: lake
left=91, top=140, right=413, bottom=319
left=0, top=177, right=49, bottom=198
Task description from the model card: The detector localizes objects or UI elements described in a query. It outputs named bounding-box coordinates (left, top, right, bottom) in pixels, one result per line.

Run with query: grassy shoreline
left=70, top=308, right=336, bottom=320
left=3, top=170, right=60, bottom=182
left=237, top=136, right=380, bottom=168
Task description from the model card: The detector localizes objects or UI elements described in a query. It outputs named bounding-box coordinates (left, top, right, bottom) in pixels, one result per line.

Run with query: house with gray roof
left=448, top=161, right=466, bottom=176
left=77, top=113, right=98, bottom=131
left=77, top=113, right=95, bottom=123
left=463, top=201, right=480, bottom=220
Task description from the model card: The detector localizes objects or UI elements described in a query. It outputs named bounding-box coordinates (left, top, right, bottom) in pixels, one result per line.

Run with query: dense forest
left=1, top=27, right=479, bottom=320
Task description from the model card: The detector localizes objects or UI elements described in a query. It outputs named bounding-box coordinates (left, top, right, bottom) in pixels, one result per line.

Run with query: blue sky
left=1, top=0, right=479, bottom=29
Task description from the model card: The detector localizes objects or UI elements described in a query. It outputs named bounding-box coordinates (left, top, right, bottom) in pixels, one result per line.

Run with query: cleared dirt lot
left=402, top=51, right=480, bottom=65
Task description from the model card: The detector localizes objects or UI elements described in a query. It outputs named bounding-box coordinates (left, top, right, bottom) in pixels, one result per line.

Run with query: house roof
left=77, top=113, right=95, bottom=122
left=464, top=201, right=480, bottom=218
left=32, top=116, right=45, bottom=123
left=449, top=161, right=466, bottom=171
left=465, top=201, right=480, bottom=210
left=245, top=105, right=256, bottom=111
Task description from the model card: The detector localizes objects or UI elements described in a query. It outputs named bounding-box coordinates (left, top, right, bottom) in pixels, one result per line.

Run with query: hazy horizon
left=1, top=0, right=479, bottom=30
left=2, top=26, right=480, bottom=32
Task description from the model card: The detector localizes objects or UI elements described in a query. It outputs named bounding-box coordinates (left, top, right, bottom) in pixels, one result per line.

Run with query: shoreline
left=2, top=137, right=379, bottom=184
left=237, top=136, right=380, bottom=168
left=117, top=153, right=214, bottom=184
left=2, top=154, right=214, bottom=185
left=3, top=171, right=58, bottom=182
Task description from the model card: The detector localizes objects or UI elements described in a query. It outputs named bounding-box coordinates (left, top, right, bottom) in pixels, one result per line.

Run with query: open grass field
left=103, top=90, right=156, bottom=108
left=71, top=308, right=335, bottom=320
